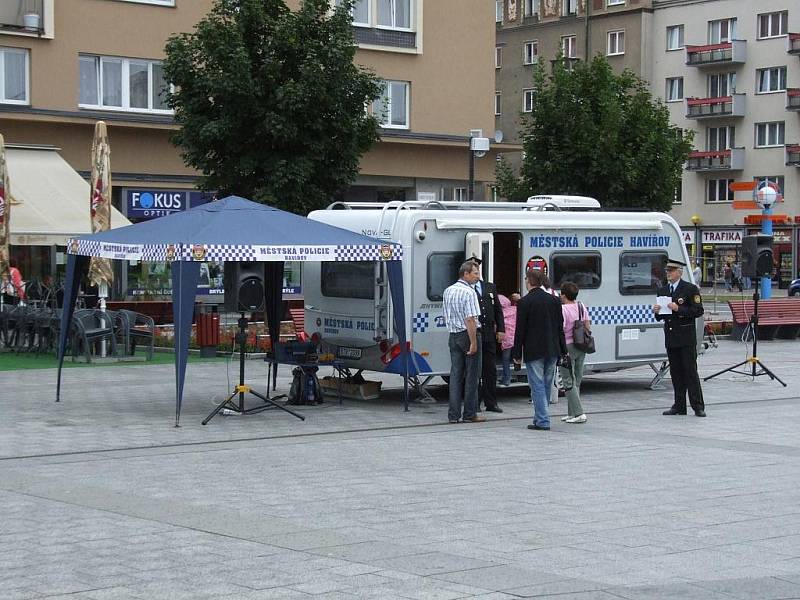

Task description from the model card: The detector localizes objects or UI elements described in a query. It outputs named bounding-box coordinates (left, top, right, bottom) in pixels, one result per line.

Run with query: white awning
left=6, top=146, right=131, bottom=246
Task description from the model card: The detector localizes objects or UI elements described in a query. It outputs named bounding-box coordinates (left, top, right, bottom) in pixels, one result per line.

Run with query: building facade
left=494, top=0, right=654, bottom=154
left=0, top=0, right=501, bottom=299
left=651, top=0, right=800, bottom=287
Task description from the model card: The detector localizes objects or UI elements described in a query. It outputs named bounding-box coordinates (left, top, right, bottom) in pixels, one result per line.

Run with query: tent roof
left=67, top=195, right=402, bottom=262
left=7, top=146, right=131, bottom=246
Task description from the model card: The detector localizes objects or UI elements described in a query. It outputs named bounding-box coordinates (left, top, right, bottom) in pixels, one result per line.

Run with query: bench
left=288, top=307, right=308, bottom=341
left=728, top=298, right=800, bottom=341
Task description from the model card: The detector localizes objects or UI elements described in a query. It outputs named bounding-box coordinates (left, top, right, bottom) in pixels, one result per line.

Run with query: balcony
left=686, top=148, right=745, bottom=172
left=685, top=94, right=746, bottom=119
left=787, top=88, right=800, bottom=111
left=787, top=145, right=800, bottom=167
left=685, top=40, right=747, bottom=67
left=789, top=33, right=800, bottom=55
left=0, top=0, right=44, bottom=35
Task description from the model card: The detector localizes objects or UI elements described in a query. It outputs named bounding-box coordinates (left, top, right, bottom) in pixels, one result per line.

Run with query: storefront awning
left=6, top=146, right=131, bottom=246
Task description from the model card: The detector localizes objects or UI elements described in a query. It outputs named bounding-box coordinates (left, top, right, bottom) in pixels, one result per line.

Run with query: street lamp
left=690, top=214, right=701, bottom=263
left=468, top=129, right=490, bottom=201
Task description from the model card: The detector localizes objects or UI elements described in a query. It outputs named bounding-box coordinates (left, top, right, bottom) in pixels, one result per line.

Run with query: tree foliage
left=516, top=55, right=692, bottom=211
left=493, top=155, right=528, bottom=201
left=163, top=0, right=382, bottom=214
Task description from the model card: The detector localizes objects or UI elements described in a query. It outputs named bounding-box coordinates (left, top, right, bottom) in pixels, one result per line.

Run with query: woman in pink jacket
left=498, top=293, right=519, bottom=386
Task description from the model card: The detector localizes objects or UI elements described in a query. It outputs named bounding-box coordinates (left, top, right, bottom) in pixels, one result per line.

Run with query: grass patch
left=0, top=351, right=229, bottom=371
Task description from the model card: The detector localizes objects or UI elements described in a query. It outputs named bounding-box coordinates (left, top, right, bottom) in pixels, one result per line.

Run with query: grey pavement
left=1, top=338, right=800, bottom=599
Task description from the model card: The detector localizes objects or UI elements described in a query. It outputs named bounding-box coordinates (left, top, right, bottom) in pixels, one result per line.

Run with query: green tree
left=518, top=55, right=693, bottom=212
left=163, top=0, right=382, bottom=214
left=493, top=155, right=528, bottom=201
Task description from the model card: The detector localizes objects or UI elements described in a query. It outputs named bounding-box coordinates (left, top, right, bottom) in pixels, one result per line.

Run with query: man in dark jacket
left=653, top=258, right=706, bottom=417
left=468, top=257, right=505, bottom=413
left=513, top=269, right=567, bottom=430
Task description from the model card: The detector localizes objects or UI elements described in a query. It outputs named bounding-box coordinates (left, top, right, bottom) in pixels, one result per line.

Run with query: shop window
left=620, top=252, right=666, bottom=295
left=551, top=253, right=601, bottom=289
left=427, top=251, right=461, bottom=301
left=321, top=262, right=374, bottom=299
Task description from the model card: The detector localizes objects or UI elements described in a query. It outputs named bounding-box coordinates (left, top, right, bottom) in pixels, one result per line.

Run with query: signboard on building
left=702, top=230, right=743, bottom=244
left=681, top=230, right=695, bottom=245
left=125, top=188, right=216, bottom=220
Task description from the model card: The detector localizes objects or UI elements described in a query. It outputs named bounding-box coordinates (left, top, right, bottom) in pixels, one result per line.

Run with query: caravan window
left=321, top=262, right=374, bottom=299
left=551, top=253, right=601, bottom=289
left=620, top=252, right=667, bottom=295
left=427, top=252, right=462, bottom=301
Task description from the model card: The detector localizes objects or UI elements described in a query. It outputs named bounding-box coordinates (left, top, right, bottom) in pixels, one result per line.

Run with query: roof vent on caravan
left=526, top=195, right=601, bottom=211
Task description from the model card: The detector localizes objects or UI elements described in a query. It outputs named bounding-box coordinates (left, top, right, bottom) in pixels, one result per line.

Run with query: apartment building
left=0, top=0, right=500, bottom=299
left=494, top=0, right=654, bottom=158
left=652, top=0, right=800, bottom=287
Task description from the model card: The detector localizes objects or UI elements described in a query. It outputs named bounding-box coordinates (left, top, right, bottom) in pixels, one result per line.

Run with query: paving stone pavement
left=1, top=339, right=800, bottom=599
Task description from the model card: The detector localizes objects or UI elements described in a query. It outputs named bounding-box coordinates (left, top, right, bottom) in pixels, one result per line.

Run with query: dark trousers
left=479, top=338, right=499, bottom=410
left=667, top=345, right=704, bottom=413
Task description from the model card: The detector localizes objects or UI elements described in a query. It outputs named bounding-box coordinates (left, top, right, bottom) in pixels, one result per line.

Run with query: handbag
left=573, top=302, right=596, bottom=354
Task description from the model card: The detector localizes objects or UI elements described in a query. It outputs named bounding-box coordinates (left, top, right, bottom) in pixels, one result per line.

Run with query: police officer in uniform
left=653, top=258, right=706, bottom=417
left=467, top=257, right=505, bottom=413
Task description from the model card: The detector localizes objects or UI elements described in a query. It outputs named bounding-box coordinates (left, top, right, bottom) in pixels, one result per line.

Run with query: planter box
left=319, top=377, right=382, bottom=401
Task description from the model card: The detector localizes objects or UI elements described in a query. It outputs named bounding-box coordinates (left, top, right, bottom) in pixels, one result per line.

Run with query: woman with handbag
left=558, top=281, right=593, bottom=424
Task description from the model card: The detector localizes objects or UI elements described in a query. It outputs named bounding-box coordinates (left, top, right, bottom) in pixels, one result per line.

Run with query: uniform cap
left=665, top=258, right=687, bottom=270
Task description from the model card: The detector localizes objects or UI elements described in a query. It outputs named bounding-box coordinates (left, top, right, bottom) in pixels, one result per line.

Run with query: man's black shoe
left=527, top=424, right=550, bottom=430
left=662, top=408, right=686, bottom=416
left=486, top=406, right=504, bottom=413
left=695, top=410, right=706, bottom=417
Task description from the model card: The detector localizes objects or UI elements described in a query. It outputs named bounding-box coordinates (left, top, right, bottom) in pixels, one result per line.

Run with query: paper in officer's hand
left=656, top=296, right=673, bottom=314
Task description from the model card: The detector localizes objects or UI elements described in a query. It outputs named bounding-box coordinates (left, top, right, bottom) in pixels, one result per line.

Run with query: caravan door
left=465, top=232, right=494, bottom=281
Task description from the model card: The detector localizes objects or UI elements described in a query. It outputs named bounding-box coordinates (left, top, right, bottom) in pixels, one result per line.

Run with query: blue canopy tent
left=56, top=196, right=408, bottom=425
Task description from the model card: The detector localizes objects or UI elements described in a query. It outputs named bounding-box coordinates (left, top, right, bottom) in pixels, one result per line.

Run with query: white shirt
left=442, top=280, right=481, bottom=333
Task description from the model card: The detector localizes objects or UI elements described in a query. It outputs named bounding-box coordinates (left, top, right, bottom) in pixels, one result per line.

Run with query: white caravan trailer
left=303, top=198, right=702, bottom=392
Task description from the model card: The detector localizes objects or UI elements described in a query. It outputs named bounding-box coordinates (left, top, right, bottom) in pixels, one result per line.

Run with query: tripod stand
left=703, top=287, right=786, bottom=386
left=203, top=313, right=306, bottom=425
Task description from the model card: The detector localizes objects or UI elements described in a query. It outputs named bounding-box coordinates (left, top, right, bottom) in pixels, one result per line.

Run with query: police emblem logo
left=191, top=244, right=206, bottom=261
left=678, top=298, right=684, bottom=305
left=379, top=244, right=393, bottom=260
left=165, top=244, right=176, bottom=262
left=70, top=239, right=79, bottom=254
left=694, top=295, right=701, bottom=304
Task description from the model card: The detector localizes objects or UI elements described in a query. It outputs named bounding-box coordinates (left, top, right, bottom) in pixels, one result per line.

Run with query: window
left=552, top=254, right=601, bottom=289
left=495, top=47, right=502, bottom=68
left=372, top=80, right=409, bottom=128
left=116, top=0, right=174, bottom=5
left=561, top=35, right=577, bottom=58
left=756, top=67, right=787, bottom=94
left=79, top=55, right=171, bottom=113
left=495, top=92, right=502, bottom=116
left=321, top=262, right=374, bottom=299
left=335, top=0, right=370, bottom=26
left=427, top=252, right=461, bottom=301
left=755, top=122, right=785, bottom=147
left=707, top=179, right=734, bottom=203
left=563, top=0, right=577, bottom=16
left=708, top=18, right=737, bottom=44
left=523, top=88, right=534, bottom=112
left=0, top=47, right=29, bottom=105
left=758, top=11, right=788, bottom=39
left=524, top=0, right=537, bottom=17
left=665, top=77, right=683, bottom=102
left=620, top=252, right=667, bottom=295
left=666, top=25, right=684, bottom=50
left=707, top=126, right=735, bottom=151
left=523, top=41, right=538, bottom=64
left=607, top=30, right=625, bottom=55
left=453, top=188, right=466, bottom=201
left=378, top=0, right=411, bottom=29
left=708, top=72, right=736, bottom=98
left=608, top=0, right=625, bottom=5
left=754, top=176, right=784, bottom=194
left=496, top=0, right=503, bottom=22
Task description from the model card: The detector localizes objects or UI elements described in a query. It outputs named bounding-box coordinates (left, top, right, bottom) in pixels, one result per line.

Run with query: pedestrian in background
left=559, top=281, right=589, bottom=424
left=2, top=258, right=25, bottom=303
left=498, top=293, right=517, bottom=386
left=443, top=261, right=486, bottom=424
left=723, top=262, right=732, bottom=291
left=692, top=262, right=702, bottom=286
left=513, top=269, right=567, bottom=431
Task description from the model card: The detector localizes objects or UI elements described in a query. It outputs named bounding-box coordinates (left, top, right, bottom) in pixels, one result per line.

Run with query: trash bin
left=196, top=308, right=219, bottom=358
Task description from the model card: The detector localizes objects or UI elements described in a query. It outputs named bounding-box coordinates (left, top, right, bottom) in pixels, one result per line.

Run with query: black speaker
left=224, top=262, right=265, bottom=312
left=741, top=234, right=774, bottom=278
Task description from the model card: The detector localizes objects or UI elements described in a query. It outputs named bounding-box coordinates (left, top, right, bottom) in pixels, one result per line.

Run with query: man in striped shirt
left=442, top=261, right=486, bottom=423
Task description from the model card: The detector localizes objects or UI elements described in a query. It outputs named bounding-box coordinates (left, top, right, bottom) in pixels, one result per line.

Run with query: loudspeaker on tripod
left=741, top=234, right=773, bottom=278
left=224, top=262, right=265, bottom=312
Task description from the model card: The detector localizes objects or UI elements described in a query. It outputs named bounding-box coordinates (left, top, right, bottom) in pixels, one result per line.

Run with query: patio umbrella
left=87, top=121, right=113, bottom=289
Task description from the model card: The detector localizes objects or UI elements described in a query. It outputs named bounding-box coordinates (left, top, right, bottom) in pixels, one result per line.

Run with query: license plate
left=337, top=347, right=362, bottom=360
